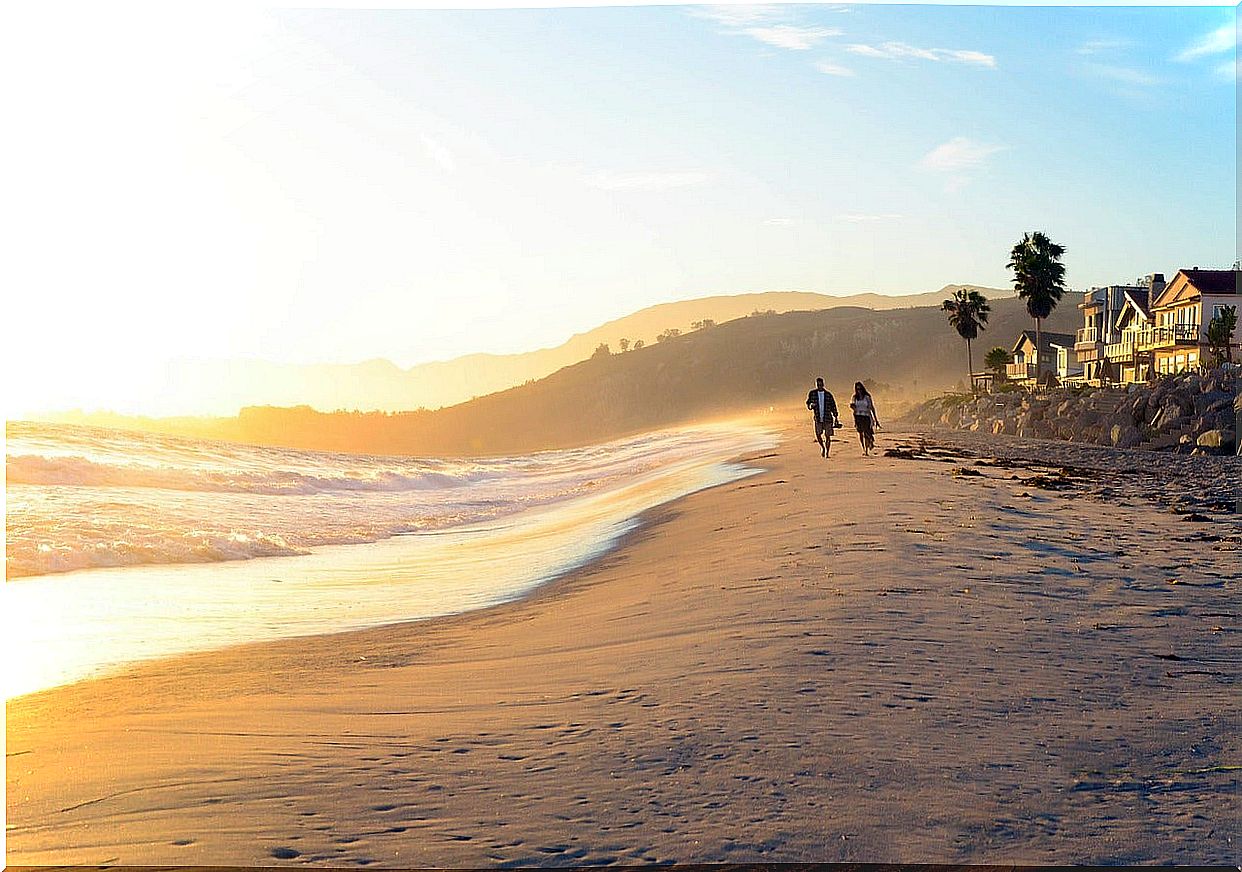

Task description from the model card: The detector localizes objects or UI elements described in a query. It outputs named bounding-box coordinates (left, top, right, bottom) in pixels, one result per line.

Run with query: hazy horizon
left=5, top=3, right=1235, bottom=418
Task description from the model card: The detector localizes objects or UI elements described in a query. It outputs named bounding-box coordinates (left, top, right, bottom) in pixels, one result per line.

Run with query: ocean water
left=4, top=420, right=775, bottom=697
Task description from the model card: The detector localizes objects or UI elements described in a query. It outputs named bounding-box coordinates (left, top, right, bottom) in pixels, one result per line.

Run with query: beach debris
left=975, top=457, right=1018, bottom=468
left=1180, top=512, right=1213, bottom=523
left=884, top=446, right=923, bottom=458
left=952, top=466, right=983, bottom=477
left=1023, top=473, right=1075, bottom=491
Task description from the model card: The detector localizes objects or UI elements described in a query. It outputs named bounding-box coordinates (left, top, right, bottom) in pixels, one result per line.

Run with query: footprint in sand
left=270, top=846, right=300, bottom=860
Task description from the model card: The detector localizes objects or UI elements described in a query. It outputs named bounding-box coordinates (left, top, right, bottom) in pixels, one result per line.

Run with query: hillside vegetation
left=59, top=296, right=1072, bottom=456
left=160, top=286, right=1008, bottom=415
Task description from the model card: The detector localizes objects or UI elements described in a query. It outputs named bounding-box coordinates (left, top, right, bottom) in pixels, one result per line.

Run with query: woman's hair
left=854, top=381, right=869, bottom=398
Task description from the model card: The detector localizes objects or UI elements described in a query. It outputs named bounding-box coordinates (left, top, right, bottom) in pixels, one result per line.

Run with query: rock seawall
left=904, top=366, right=1239, bottom=455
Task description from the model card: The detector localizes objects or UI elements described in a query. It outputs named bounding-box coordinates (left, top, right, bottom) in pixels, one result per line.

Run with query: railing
left=1006, top=362, right=1037, bottom=380
left=1135, top=323, right=1200, bottom=352
left=1075, top=326, right=1100, bottom=345
left=1104, top=339, right=1135, bottom=361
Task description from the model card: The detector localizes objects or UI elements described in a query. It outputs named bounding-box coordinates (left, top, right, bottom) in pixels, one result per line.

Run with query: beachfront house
left=1074, top=275, right=1165, bottom=384
left=1007, top=330, right=1081, bottom=386
left=1104, top=289, right=1155, bottom=384
left=1143, top=268, right=1240, bottom=375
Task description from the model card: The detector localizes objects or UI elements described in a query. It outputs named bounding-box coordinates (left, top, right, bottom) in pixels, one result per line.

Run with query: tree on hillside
left=633, top=339, right=645, bottom=350
left=984, top=346, right=1010, bottom=380
left=592, top=342, right=611, bottom=358
left=1207, top=305, right=1237, bottom=364
left=691, top=319, right=716, bottom=330
left=1007, top=231, right=1067, bottom=385
left=618, top=338, right=630, bottom=353
left=941, top=289, right=991, bottom=392
left=656, top=328, right=682, bottom=343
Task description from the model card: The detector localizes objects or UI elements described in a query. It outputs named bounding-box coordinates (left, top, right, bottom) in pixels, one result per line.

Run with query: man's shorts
left=814, top=417, right=833, bottom=439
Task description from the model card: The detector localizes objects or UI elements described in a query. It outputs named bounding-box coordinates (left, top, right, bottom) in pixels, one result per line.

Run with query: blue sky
left=4, top=3, right=1237, bottom=415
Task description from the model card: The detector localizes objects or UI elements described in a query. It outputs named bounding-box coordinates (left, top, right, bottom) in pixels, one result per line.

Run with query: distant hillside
left=164, top=286, right=1010, bottom=414
left=66, top=295, right=1072, bottom=456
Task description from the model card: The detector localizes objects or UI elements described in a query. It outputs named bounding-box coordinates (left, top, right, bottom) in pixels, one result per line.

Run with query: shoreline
left=7, top=416, right=1238, bottom=865
left=5, top=422, right=777, bottom=699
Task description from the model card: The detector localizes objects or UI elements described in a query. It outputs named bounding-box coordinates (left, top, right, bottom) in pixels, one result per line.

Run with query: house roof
left=1152, top=269, right=1239, bottom=309
left=1011, top=330, right=1077, bottom=355
left=1079, top=284, right=1145, bottom=310
left=1181, top=268, right=1239, bottom=296
left=1122, top=288, right=1150, bottom=314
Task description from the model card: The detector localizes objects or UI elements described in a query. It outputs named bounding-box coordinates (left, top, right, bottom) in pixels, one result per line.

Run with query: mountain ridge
left=160, top=285, right=1010, bottom=415
left=49, top=292, right=1074, bottom=457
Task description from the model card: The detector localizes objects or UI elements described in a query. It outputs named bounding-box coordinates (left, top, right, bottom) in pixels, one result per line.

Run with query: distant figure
left=849, top=381, right=881, bottom=456
left=805, top=377, right=840, bottom=458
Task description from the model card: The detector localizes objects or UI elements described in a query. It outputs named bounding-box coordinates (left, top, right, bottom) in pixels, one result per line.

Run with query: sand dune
left=6, top=414, right=1238, bottom=865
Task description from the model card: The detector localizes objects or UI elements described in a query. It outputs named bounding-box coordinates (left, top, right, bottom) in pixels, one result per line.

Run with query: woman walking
left=849, top=382, right=881, bottom=456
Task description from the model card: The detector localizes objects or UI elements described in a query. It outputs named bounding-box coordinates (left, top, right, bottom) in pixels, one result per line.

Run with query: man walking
left=805, top=377, right=840, bottom=458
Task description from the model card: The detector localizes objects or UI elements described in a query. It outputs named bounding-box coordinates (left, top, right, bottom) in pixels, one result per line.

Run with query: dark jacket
left=806, top=388, right=838, bottom=423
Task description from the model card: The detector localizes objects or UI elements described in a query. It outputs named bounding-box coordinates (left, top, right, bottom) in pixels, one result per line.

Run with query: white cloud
left=846, top=41, right=995, bottom=68
left=941, top=50, right=996, bottom=67
left=1176, top=23, right=1235, bottom=62
left=814, top=60, right=855, bottom=77
left=919, top=137, right=1005, bottom=172
left=693, top=7, right=841, bottom=51
left=420, top=134, right=456, bottom=173
left=582, top=170, right=712, bottom=191
left=693, top=5, right=783, bottom=28
left=743, top=25, right=841, bottom=51
left=1084, top=63, right=1161, bottom=87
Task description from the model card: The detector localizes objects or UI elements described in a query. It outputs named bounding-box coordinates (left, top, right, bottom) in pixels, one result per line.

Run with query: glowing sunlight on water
left=4, top=424, right=773, bottom=698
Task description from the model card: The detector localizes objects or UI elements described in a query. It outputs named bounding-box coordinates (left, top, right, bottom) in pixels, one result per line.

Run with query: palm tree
left=1207, top=304, right=1237, bottom=364
left=1007, top=231, right=1067, bottom=384
left=984, top=346, right=1010, bottom=380
left=942, top=289, right=991, bottom=392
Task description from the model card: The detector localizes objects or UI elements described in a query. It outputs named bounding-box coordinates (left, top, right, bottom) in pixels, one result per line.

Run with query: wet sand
left=7, top=413, right=1239, bottom=866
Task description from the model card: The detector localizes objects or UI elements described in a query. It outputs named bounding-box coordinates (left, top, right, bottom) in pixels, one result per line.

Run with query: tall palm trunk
left=1035, top=318, right=1043, bottom=385
left=966, top=336, right=974, bottom=394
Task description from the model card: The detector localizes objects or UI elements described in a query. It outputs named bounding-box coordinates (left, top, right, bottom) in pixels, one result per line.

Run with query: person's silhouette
left=805, top=377, right=839, bottom=459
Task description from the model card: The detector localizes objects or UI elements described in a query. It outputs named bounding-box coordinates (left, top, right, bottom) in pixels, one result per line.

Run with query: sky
left=3, top=2, right=1237, bottom=416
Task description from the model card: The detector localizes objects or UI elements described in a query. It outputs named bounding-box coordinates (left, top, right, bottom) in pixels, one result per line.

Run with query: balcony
left=1006, top=362, right=1037, bottom=381
left=1105, top=338, right=1135, bottom=361
left=1075, top=325, right=1100, bottom=346
left=1135, top=323, right=1200, bottom=352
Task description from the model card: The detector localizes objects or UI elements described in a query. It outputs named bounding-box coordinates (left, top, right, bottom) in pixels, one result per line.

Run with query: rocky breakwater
left=905, top=366, right=1238, bottom=454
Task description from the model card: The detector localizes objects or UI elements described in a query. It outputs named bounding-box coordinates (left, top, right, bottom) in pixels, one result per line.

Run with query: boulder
left=1196, top=429, right=1234, bottom=450
left=1111, top=423, right=1143, bottom=449
left=1203, top=397, right=1232, bottom=417
left=1151, top=403, right=1186, bottom=431
left=1196, top=390, right=1232, bottom=415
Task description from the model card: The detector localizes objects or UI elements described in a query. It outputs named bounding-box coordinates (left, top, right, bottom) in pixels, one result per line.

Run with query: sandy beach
left=7, top=413, right=1239, bottom=866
